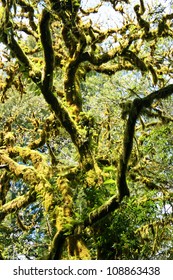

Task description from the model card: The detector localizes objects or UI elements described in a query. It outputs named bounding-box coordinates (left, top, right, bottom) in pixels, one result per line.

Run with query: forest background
left=0, top=0, right=173, bottom=260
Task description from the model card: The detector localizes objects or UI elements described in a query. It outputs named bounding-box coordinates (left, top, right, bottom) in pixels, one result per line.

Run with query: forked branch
left=117, top=84, right=173, bottom=201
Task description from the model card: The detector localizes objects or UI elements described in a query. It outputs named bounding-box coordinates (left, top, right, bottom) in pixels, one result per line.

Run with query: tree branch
left=48, top=194, right=119, bottom=259
left=17, top=0, right=37, bottom=31
left=83, top=195, right=119, bottom=227
left=48, top=229, right=66, bottom=260
left=82, top=46, right=121, bottom=66
left=117, top=84, right=173, bottom=201
left=0, top=150, right=58, bottom=213
left=0, top=190, right=36, bottom=222
left=1, top=29, right=42, bottom=86
left=40, top=9, right=55, bottom=93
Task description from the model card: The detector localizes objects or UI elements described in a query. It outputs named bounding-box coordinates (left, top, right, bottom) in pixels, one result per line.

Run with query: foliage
left=0, top=0, right=173, bottom=260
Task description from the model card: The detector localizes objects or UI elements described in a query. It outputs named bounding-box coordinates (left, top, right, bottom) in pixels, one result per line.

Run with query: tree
left=0, top=0, right=173, bottom=259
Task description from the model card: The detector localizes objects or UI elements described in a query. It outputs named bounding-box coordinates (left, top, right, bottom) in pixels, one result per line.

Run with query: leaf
left=103, top=166, right=115, bottom=172
left=103, top=179, right=116, bottom=185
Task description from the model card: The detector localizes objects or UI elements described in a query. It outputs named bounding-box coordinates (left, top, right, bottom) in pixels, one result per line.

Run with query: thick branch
left=0, top=151, right=55, bottom=211
left=83, top=195, right=119, bottom=227
left=48, top=229, right=66, bottom=260
left=0, top=190, right=36, bottom=222
left=2, top=33, right=30, bottom=69
left=0, top=152, right=51, bottom=192
left=48, top=195, right=119, bottom=259
left=82, top=46, right=120, bottom=66
left=9, top=146, right=49, bottom=174
left=117, top=84, right=173, bottom=201
left=40, top=9, right=54, bottom=92
left=90, top=63, right=134, bottom=75
left=122, top=49, right=147, bottom=72
left=64, top=53, right=85, bottom=110
left=143, top=84, right=173, bottom=105
left=1, top=30, right=42, bottom=86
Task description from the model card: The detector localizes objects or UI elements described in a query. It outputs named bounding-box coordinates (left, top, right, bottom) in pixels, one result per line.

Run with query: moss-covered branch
left=121, top=49, right=147, bottom=72
left=2, top=33, right=31, bottom=70
left=48, top=194, right=119, bottom=259
left=17, top=0, right=37, bottom=31
left=48, top=229, right=67, bottom=260
left=14, top=23, right=38, bottom=39
left=9, top=146, right=49, bottom=174
left=0, top=171, right=10, bottom=205
left=0, top=151, right=46, bottom=183
left=89, top=62, right=134, bottom=75
left=83, top=195, right=119, bottom=227
left=0, top=190, right=36, bottom=222
left=49, top=0, right=81, bottom=56
left=1, top=29, right=42, bottom=86
left=143, top=84, right=173, bottom=104
left=117, top=84, right=173, bottom=201
left=82, top=46, right=121, bottom=66
left=64, top=49, right=87, bottom=111
left=0, top=151, right=53, bottom=210
left=40, top=9, right=54, bottom=93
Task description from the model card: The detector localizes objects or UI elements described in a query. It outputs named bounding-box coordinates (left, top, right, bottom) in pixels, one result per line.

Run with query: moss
left=12, top=146, right=49, bottom=174
left=0, top=151, right=53, bottom=216
left=85, top=169, right=97, bottom=187
left=4, top=132, right=15, bottom=146
left=67, top=236, right=90, bottom=260
left=44, top=192, right=54, bottom=212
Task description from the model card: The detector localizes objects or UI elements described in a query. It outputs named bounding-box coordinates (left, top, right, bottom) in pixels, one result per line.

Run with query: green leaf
left=103, top=179, right=116, bottom=185
left=103, top=166, right=115, bottom=172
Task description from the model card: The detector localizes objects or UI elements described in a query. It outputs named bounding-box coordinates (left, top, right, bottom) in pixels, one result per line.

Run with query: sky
left=81, top=0, right=123, bottom=30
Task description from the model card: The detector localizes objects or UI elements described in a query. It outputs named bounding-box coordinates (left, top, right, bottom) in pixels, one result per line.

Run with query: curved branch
left=0, top=190, right=36, bottom=222
left=122, top=49, right=147, bottom=72
left=90, top=62, right=134, bottom=75
left=0, top=151, right=52, bottom=200
left=48, top=195, right=119, bottom=259
left=40, top=9, right=54, bottom=92
left=3, top=34, right=31, bottom=69
left=117, top=84, right=173, bottom=201
left=0, top=152, right=46, bottom=182
left=82, top=46, right=120, bottom=66
left=83, top=195, right=119, bottom=227
left=1, top=29, right=42, bottom=86
left=0, top=14, right=93, bottom=165
left=9, top=146, right=49, bottom=174
left=48, top=229, right=66, bottom=260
